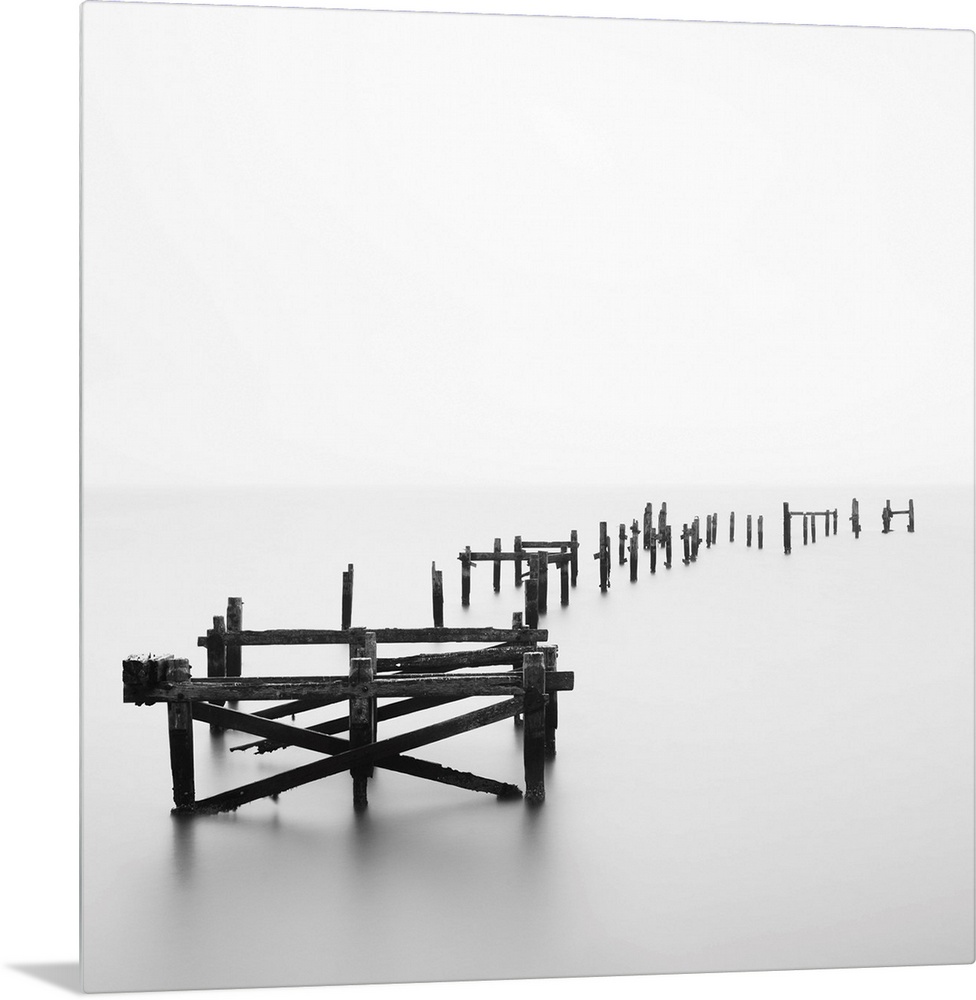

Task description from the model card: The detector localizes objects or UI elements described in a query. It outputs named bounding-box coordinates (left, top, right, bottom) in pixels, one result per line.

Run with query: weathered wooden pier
left=124, top=607, right=574, bottom=814
left=782, top=504, right=838, bottom=554
left=458, top=534, right=578, bottom=609
left=882, top=498, right=915, bottom=533
left=850, top=499, right=861, bottom=538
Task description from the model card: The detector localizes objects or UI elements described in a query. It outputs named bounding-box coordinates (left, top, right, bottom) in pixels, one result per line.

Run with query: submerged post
left=570, top=529, right=579, bottom=586
left=811, top=512, right=816, bottom=543
left=538, top=551, right=549, bottom=614
left=746, top=514, right=752, bottom=547
left=341, top=564, right=354, bottom=629
left=783, top=502, right=792, bottom=554
left=431, top=562, right=444, bottom=627
left=705, top=514, right=712, bottom=549
left=560, top=548, right=570, bottom=606
left=618, top=523, right=627, bottom=566
left=649, top=524, right=657, bottom=574
left=691, top=517, right=700, bottom=562
left=514, top=535, right=524, bottom=586
left=757, top=515, right=764, bottom=549
left=908, top=499, right=915, bottom=532
left=832, top=509, right=838, bottom=534
left=851, top=498, right=861, bottom=538
left=226, top=598, right=243, bottom=680
left=594, top=521, right=610, bottom=593
left=542, top=644, right=558, bottom=758
left=711, top=512, right=718, bottom=545
left=629, top=520, right=639, bottom=581
left=349, top=654, right=374, bottom=811
left=658, top=503, right=668, bottom=547
left=882, top=500, right=892, bottom=534
left=525, top=553, right=540, bottom=628
left=803, top=514, right=809, bottom=545
left=493, top=537, right=502, bottom=593
left=207, top=615, right=227, bottom=731
left=730, top=511, right=735, bottom=543
left=522, top=651, right=546, bottom=803
left=665, top=525, right=673, bottom=569
left=681, top=523, right=690, bottom=565
left=643, top=503, right=653, bottom=549
left=166, top=658, right=194, bottom=810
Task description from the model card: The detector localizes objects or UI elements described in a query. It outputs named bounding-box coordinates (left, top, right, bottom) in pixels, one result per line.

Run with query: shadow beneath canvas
left=8, top=962, right=82, bottom=994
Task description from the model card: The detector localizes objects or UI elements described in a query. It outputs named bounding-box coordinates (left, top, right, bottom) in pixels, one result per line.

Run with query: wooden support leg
left=493, top=537, right=502, bottom=592
left=542, top=645, right=558, bottom=758
left=712, top=513, right=718, bottom=545
left=207, top=615, right=227, bottom=732
left=803, top=514, right=808, bottom=545
left=341, top=564, right=354, bottom=630
left=596, top=521, right=609, bottom=593
left=560, top=549, right=569, bottom=606
left=514, top=536, right=523, bottom=586
left=168, top=701, right=195, bottom=811
left=522, top=651, right=546, bottom=803
left=525, top=554, right=539, bottom=628
left=629, top=520, right=639, bottom=581
left=618, top=523, right=626, bottom=566
left=908, top=499, right=915, bottom=532
left=461, top=546, right=472, bottom=607
left=665, top=525, right=672, bottom=568
left=643, top=504, right=652, bottom=549
left=681, top=524, right=690, bottom=565
left=570, top=530, right=579, bottom=586
left=746, top=514, right=752, bottom=547
left=649, top=527, right=657, bottom=574
left=757, top=515, right=763, bottom=549
left=730, top=511, right=735, bottom=543
left=431, top=562, right=444, bottom=627
left=783, top=502, right=791, bottom=554
left=226, top=598, right=242, bottom=679
left=811, top=512, right=816, bottom=543
left=349, top=655, right=374, bottom=812
left=705, top=514, right=712, bottom=549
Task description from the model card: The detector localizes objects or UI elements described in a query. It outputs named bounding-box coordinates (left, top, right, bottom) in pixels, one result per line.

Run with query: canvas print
left=81, top=1, right=974, bottom=993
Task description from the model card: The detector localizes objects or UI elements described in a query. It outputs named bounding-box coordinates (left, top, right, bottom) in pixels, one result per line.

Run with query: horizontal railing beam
left=197, top=626, right=548, bottom=647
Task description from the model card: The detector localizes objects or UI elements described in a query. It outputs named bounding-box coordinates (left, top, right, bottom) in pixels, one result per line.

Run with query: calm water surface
left=81, top=485, right=974, bottom=991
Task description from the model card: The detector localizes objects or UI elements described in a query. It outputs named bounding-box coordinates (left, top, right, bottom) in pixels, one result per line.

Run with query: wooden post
left=570, top=529, right=579, bottom=586
left=643, top=504, right=652, bottom=549
left=349, top=654, right=374, bottom=811
left=908, top=499, right=915, bottom=532
left=559, top=548, right=570, bottom=606
left=595, top=521, right=610, bottom=593
left=658, top=503, right=668, bottom=547
left=166, top=658, right=194, bottom=810
left=882, top=500, right=892, bottom=534
left=681, top=523, right=690, bottom=565
left=851, top=498, right=860, bottom=538
left=341, top=564, right=354, bottom=629
left=811, top=512, right=816, bottom=543
left=803, top=514, right=808, bottom=545
left=629, top=520, right=639, bottom=581
left=618, top=523, right=626, bottom=566
left=493, top=537, right=502, bottom=593
left=691, top=517, right=700, bottom=561
left=461, top=546, right=472, bottom=606
left=538, top=551, right=549, bottom=614
left=730, top=511, right=735, bottom=543
left=514, top=536, right=524, bottom=586
left=665, top=525, right=673, bottom=568
left=757, top=515, right=763, bottom=549
left=784, top=502, right=792, bottom=554
left=207, top=615, right=227, bottom=732
left=226, top=598, right=243, bottom=679
left=711, top=512, right=718, bottom=545
left=522, top=651, right=546, bottom=803
left=832, top=509, right=838, bottom=534
left=525, top=554, right=540, bottom=628
left=705, top=514, right=712, bottom=549
left=746, top=514, right=752, bottom=547
left=649, top=525, right=657, bottom=574
left=431, top=562, right=444, bottom=627
left=542, top=644, right=558, bottom=758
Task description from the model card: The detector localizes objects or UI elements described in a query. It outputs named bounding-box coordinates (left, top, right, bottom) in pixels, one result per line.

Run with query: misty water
left=81, top=485, right=974, bottom=992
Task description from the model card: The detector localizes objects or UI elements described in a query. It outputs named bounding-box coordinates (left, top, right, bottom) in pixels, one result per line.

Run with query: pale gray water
left=81, top=485, right=974, bottom=992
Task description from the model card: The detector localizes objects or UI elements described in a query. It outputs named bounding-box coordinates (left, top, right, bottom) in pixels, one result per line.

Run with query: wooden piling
left=811, top=512, right=816, bottom=543
left=341, top=564, right=354, bottom=629
left=538, top=551, right=549, bottom=614
left=207, top=615, right=227, bottom=731
left=730, top=511, right=735, bottom=543
left=681, top=524, right=690, bottom=565
left=746, top=514, right=752, bottom=547
left=560, top=548, right=570, bottom=606
left=461, top=546, right=472, bottom=606
left=882, top=500, right=892, bottom=534
left=629, top=520, right=639, bottom=581
left=757, top=515, right=763, bottom=549
left=618, top=523, right=626, bottom=566
left=493, top=538, right=502, bottom=593
left=691, top=517, right=700, bottom=561
left=522, top=651, right=546, bottom=803
left=595, top=521, right=610, bottom=592
left=226, top=598, right=243, bottom=680
left=832, top=509, right=838, bottom=534
left=431, top=562, right=444, bottom=627
left=349, top=654, right=374, bottom=811
left=784, top=502, right=792, bottom=554
left=514, top=536, right=524, bottom=586
left=851, top=498, right=861, bottom=538
left=908, top=499, right=915, bottom=532
left=705, top=514, right=712, bottom=549
left=167, top=657, right=195, bottom=810
left=643, top=503, right=653, bottom=550
left=665, top=525, right=673, bottom=568
left=803, top=514, right=808, bottom=545
left=525, top=554, right=540, bottom=628
left=711, top=513, right=718, bottom=545
left=658, top=503, right=668, bottom=547
left=570, top=529, right=579, bottom=586
left=649, top=525, right=657, bottom=574
left=542, top=644, right=558, bottom=758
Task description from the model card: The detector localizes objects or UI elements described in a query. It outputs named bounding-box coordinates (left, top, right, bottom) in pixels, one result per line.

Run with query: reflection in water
left=82, top=486, right=975, bottom=991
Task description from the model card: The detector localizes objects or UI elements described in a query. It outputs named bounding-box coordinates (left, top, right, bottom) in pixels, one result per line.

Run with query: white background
left=2, top=1, right=973, bottom=999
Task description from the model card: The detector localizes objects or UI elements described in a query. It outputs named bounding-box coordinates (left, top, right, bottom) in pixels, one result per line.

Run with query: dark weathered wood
left=803, top=513, right=809, bottom=545
left=665, top=525, right=672, bottom=568
left=341, top=564, right=354, bottom=630
left=570, top=529, right=579, bottom=586
left=199, top=626, right=546, bottom=647
left=349, top=655, right=373, bottom=810
left=514, top=535, right=524, bottom=586
left=493, top=537, right=502, bottom=592
left=658, top=503, right=668, bottom=547
left=522, top=652, right=546, bottom=803
left=811, top=512, right=816, bottom=543
left=618, top=523, right=627, bottom=566
left=461, top=546, right=472, bottom=607
left=649, top=525, right=657, bottom=573
left=226, top=598, right=243, bottom=680
left=908, top=498, right=915, bottom=532
left=594, top=521, right=610, bottom=592
left=525, top=554, right=540, bottom=628
left=167, top=701, right=195, bottom=809
left=746, top=514, right=752, bottom=547
left=542, top=645, right=558, bottom=758
left=851, top=498, right=860, bottom=538
left=559, top=548, right=569, bottom=606
left=432, top=563, right=444, bottom=628
left=629, top=520, right=639, bottom=581
left=691, top=518, right=700, bottom=562
left=377, top=644, right=540, bottom=673
left=712, top=513, right=717, bottom=545
left=643, top=503, right=653, bottom=549
left=783, top=501, right=792, bottom=554
left=189, top=696, right=526, bottom=815
left=538, top=551, right=548, bottom=614
left=730, top=511, right=735, bottom=543
left=705, top=514, right=712, bottom=549
left=757, top=515, right=763, bottom=549
left=207, top=615, right=227, bottom=728
left=681, top=524, right=690, bottom=566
